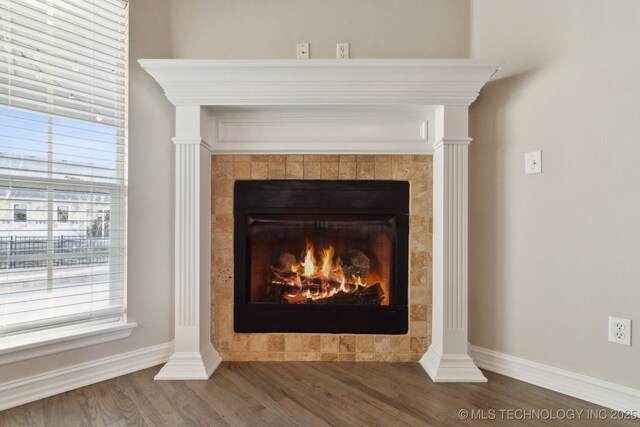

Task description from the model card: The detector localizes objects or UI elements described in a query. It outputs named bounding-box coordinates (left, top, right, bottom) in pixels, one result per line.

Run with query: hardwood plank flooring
left=1, top=363, right=638, bottom=426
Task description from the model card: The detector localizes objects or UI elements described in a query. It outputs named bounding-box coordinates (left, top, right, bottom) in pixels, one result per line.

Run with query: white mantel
left=140, top=59, right=501, bottom=382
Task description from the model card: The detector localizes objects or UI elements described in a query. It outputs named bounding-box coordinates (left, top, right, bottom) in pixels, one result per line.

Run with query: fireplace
left=234, top=180, right=409, bottom=334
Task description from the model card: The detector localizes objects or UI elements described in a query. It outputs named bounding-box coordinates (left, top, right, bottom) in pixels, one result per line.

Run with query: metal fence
left=0, top=236, right=110, bottom=269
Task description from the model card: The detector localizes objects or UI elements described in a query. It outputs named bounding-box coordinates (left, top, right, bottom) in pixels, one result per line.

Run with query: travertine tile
left=356, top=162, right=375, bottom=179
left=392, top=158, right=411, bottom=180
left=267, top=155, right=286, bottom=163
left=233, top=161, right=251, bottom=179
left=321, top=335, right=339, bottom=353
left=373, top=336, right=390, bottom=353
left=268, top=335, right=285, bottom=352
left=355, top=353, right=376, bottom=362
left=321, top=162, right=339, bottom=179
left=233, top=155, right=252, bottom=162
left=213, top=214, right=233, bottom=231
left=338, top=353, right=357, bottom=361
left=249, top=335, right=268, bottom=352
left=302, top=352, right=321, bottom=361
left=320, top=353, right=339, bottom=361
left=285, top=335, right=303, bottom=352
left=285, top=161, right=304, bottom=179
left=213, top=162, right=233, bottom=180
left=303, top=162, right=322, bottom=179
left=213, top=197, right=233, bottom=214
left=338, top=335, right=356, bottom=353
left=213, top=155, right=233, bottom=163
left=338, top=161, right=356, bottom=179
left=410, top=304, right=427, bottom=321
left=374, top=161, right=393, bottom=179
left=390, top=336, right=411, bottom=353
left=250, top=162, right=269, bottom=179
left=356, top=335, right=374, bottom=353
left=232, top=334, right=250, bottom=352
left=410, top=336, right=427, bottom=353
left=268, top=161, right=286, bottom=179
left=211, top=154, right=433, bottom=361
left=303, top=335, right=321, bottom=352
left=410, top=320, right=428, bottom=337
left=320, top=155, right=340, bottom=163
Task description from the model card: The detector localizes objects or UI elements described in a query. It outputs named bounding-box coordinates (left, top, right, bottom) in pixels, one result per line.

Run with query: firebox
left=234, top=180, right=409, bottom=334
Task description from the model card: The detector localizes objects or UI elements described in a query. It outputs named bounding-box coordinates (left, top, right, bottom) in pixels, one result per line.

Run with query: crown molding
left=138, top=59, right=502, bottom=107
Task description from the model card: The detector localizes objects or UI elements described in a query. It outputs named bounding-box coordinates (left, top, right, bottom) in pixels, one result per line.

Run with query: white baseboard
left=0, top=342, right=173, bottom=411
left=470, top=345, right=640, bottom=412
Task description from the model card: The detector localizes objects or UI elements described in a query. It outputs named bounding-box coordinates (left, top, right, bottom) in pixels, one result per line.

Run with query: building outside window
left=56, top=206, right=69, bottom=223
left=13, top=203, right=27, bottom=222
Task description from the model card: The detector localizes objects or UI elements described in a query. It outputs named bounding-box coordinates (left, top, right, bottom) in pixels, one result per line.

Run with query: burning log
left=341, top=250, right=370, bottom=278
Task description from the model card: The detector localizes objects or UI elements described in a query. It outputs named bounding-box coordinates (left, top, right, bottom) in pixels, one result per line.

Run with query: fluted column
left=155, top=106, right=221, bottom=380
left=420, top=106, right=486, bottom=382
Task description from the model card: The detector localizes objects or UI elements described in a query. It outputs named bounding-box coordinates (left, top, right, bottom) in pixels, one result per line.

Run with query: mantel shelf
left=138, top=59, right=502, bottom=107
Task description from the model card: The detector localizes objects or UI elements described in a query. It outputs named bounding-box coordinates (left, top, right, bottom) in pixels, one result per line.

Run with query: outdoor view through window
left=0, top=0, right=128, bottom=336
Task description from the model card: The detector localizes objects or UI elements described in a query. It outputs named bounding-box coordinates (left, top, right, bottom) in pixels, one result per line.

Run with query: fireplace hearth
left=234, top=180, right=409, bottom=334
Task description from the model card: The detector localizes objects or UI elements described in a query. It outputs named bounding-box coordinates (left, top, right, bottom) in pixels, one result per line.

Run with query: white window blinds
left=0, top=0, right=128, bottom=335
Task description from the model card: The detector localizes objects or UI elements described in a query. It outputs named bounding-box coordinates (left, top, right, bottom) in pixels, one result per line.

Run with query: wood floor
left=1, top=362, right=637, bottom=426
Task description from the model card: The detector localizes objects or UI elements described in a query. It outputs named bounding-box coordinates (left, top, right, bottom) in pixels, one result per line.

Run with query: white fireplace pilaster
left=155, top=105, right=221, bottom=380
left=420, top=106, right=486, bottom=382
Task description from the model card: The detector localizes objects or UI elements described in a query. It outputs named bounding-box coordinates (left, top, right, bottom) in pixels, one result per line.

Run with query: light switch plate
left=525, top=151, right=542, bottom=174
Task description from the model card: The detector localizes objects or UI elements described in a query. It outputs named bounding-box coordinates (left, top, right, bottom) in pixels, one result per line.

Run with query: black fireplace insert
left=233, top=180, right=409, bottom=334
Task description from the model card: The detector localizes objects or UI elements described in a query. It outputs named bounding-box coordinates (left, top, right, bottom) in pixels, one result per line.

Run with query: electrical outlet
left=608, top=316, right=631, bottom=346
left=336, top=43, right=349, bottom=59
left=296, top=43, right=309, bottom=59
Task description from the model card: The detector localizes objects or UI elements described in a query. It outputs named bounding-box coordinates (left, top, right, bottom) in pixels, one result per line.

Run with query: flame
left=302, top=244, right=315, bottom=277
left=339, top=276, right=348, bottom=293
left=321, top=246, right=334, bottom=278
left=271, top=241, right=386, bottom=304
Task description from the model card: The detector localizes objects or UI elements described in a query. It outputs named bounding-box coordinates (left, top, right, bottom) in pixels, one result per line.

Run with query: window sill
left=0, top=321, right=137, bottom=366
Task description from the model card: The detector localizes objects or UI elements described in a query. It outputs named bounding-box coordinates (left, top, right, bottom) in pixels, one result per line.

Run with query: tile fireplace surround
left=211, top=154, right=432, bottom=361
left=140, top=59, right=501, bottom=382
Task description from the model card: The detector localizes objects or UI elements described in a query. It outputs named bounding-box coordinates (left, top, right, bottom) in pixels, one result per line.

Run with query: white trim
left=138, top=59, right=502, bottom=107
left=0, top=341, right=172, bottom=411
left=470, top=345, right=640, bottom=412
left=154, top=342, right=221, bottom=380
left=421, top=346, right=487, bottom=382
left=0, top=321, right=137, bottom=366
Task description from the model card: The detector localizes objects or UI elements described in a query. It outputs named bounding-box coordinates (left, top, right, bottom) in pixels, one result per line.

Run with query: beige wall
left=169, top=0, right=470, bottom=59
left=469, top=0, right=640, bottom=388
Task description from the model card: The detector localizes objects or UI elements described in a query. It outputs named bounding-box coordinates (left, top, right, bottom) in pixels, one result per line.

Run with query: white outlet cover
left=296, top=43, right=309, bottom=60
left=608, top=316, right=631, bottom=346
left=525, top=151, right=542, bottom=174
left=337, top=43, right=349, bottom=59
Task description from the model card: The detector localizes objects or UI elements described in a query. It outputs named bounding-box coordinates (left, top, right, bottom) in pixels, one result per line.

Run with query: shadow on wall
left=467, top=70, right=537, bottom=349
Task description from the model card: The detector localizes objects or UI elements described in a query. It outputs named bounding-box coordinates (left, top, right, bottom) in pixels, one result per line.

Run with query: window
left=13, top=203, right=26, bottom=222
left=56, top=205, right=68, bottom=222
left=0, top=0, right=129, bottom=339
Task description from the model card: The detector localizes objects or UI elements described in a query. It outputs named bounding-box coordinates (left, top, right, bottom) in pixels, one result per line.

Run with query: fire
left=302, top=244, right=315, bottom=277
left=271, top=242, right=385, bottom=305
left=321, top=246, right=334, bottom=278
